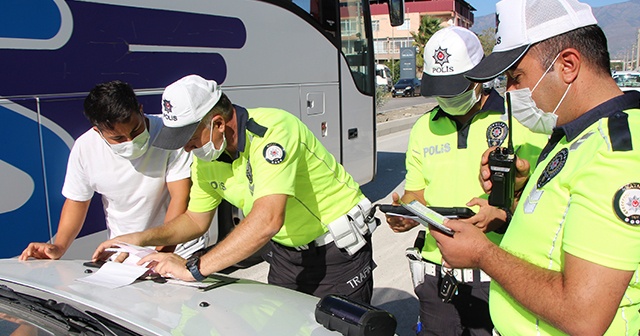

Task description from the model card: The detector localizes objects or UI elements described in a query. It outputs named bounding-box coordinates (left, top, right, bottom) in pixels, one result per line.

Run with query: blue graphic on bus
left=1, top=1, right=247, bottom=96
left=0, top=0, right=61, bottom=39
left=0, top=105, right=67, bottom=258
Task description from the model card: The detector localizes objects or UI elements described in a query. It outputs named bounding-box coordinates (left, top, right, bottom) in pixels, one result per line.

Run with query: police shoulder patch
left=486, top=121, right=508, bottom=147
left=537, top=148, right=568, bottom=189
left=613, top=182, right=640, bottom=225
left=263, top=143, right=285, bottom=164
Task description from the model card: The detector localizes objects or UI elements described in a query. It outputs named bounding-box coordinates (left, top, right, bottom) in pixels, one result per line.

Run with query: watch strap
left=186, top=256, right=206, bottom=281
left=494, top=207, right=512, bottom=234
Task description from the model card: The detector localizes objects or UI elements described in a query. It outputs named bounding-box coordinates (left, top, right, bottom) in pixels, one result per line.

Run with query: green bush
left=376, top=86, right=390, bottom=109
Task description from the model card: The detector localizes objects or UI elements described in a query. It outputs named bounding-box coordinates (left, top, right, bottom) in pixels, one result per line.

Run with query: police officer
left=93, top=75, right=376, bottom=303
left=386, top=26, right=546, bottom=335
left=431, top=0, right=640, bottom=334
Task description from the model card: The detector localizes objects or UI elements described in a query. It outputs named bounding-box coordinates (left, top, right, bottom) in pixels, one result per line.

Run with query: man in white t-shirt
left=19, top=80, right=202, bottom=260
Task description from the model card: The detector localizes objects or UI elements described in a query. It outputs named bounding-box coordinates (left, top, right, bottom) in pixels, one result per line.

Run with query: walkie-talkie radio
left=488, top=91, right=516, bottom=209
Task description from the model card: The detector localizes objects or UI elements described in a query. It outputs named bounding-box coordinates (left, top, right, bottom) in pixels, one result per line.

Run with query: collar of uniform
left=556, top=90, right=640, bottom=142
left=431, top=88, right=504, bottom=122
left=233, top=104, right=249, bottom=156
left=481, top=89, right=505, bottom=115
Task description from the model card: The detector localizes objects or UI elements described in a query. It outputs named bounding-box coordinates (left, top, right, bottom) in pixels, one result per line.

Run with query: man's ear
left=211, top=114, right=225, bottom=132
left=558, top=48, right=581, bottom=84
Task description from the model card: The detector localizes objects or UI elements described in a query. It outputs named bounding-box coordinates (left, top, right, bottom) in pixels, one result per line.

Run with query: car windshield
left=614, top=73, right=640, bottom=88
left=397, top=79, right=412, bottom=85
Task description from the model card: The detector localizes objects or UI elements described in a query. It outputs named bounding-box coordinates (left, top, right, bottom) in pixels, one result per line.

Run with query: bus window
left=340, top=0, right=374, bottom=95
left=292, top=0, right=337, bottom=34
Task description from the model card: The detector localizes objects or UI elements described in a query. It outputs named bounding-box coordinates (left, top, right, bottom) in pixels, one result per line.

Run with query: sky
left=469, top=0, right=629, bottom=17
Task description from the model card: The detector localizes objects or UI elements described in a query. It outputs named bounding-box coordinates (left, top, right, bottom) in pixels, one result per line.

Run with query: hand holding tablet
left=398, top=200, right=455, bottom=236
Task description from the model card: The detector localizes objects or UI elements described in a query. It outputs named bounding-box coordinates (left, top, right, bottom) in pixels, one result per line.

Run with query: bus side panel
left=339, top=60, right=376, bottom=184
left=224, top=87, right=302, bottom=120
left=205, top=1, right=342, bottom=159
left=0, top=100, right=53, bottom=258
left=38, top=98, right=108, bottom=241
left=298, top=84, right=340, bottom=157
left=1, top=1, right=237, bottom=97
left=0, top=0, right=372, bottom=258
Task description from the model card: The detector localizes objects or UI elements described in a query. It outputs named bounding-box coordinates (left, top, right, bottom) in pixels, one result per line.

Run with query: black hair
left=83, top=80, right=140, bottom=130
left=531, top=25, right=610, bottom=77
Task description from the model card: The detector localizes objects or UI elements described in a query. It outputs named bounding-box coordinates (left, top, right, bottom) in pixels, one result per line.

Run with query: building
left=369, top=0, right=476, bottom=64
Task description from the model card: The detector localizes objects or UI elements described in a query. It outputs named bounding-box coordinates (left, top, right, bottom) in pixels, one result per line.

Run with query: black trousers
left=263, top=237, right=375, bottom=304
left=415, top=267, right=493, bottom=336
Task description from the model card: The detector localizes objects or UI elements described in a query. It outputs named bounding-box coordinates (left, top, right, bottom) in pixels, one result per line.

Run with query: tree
left=384, top=60, right=400, bottom=83
left=411, top=15, right=442, bottom=74
left=478, top=27, right=497, bottom=56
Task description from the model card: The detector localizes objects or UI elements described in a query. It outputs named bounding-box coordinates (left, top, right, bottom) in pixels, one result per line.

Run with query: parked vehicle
left=376, top=64, right=393, bottom=92
left=392, top=78, right=421, bottom=97
left=0, top=259, right=341, bottom=335
left=612, top=71, right=640, bottom=92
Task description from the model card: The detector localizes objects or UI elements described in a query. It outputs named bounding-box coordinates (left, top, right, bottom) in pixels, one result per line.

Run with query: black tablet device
left=378, top=204, right=475, bottom=219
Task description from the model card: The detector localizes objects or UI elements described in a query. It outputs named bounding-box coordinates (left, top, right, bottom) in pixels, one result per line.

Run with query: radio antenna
left=506, top=91, right=514, bottom=151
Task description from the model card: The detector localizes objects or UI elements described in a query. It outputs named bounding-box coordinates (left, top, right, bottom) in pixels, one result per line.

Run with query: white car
left=0, top=259, right=345, bottom=335
left=613, top=71, right=640, bottom=92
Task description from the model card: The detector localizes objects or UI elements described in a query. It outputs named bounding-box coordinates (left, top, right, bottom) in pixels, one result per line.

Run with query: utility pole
left=636, top=28, right=640, bottom=70
left=391, top=25, right=395, bottom=82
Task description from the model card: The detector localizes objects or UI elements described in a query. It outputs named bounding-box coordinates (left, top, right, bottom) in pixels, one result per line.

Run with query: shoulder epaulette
left=608, top=111, right=632, bottom=152
left=247, top=118, right=268, bottom=137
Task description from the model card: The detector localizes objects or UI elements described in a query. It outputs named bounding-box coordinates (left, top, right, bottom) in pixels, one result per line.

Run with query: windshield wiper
left=0, top=284, right=139, bottom=336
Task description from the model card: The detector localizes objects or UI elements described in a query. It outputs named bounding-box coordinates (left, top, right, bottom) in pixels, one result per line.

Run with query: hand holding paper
left=105, top=242, right=157, bottom=266
left=77, top=243, right=159, bottom=288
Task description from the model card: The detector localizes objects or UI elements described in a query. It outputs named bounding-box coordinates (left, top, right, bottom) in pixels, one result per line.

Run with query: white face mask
left=192, top=119, right=226, bottom=162
left=101, top=127, right=150, bottom=160
left=509, top=53, right=572, bottom=135
left=435, top=84, right=481, bottom=116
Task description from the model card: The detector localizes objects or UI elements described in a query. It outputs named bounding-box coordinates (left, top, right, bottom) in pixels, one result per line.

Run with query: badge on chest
left=486, top=121, right=508, bottom=147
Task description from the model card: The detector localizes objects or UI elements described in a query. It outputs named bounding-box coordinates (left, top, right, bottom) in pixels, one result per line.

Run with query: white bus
left=0, top=0, right=404, bottom=259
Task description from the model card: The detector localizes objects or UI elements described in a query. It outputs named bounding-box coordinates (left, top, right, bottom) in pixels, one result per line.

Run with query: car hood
left=0, top=259, right=338, bottom=335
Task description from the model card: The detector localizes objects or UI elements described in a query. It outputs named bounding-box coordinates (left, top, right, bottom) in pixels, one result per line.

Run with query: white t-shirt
left=62, top=114, right=192, bottom=238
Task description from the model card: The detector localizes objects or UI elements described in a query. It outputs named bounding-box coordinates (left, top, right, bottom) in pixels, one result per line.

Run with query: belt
left=293, top=231, right=333, bottom=251
left=422, top=259, right=491, bottom=283
left=294, top=198, right=372, bottom=251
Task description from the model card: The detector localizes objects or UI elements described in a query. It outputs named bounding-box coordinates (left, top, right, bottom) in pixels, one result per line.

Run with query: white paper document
left=77, top=242, right=157, bottom=288
left=77, top=261, right=149, bottom=289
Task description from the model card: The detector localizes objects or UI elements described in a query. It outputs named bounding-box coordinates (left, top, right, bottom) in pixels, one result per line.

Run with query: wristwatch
left=185, top=255, right=206, bottom=281
left=494, top=207, right=512, bottom=234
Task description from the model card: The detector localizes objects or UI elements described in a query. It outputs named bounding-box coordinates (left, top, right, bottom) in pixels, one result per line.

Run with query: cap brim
left=465, top=45, right=530, bottom=82
left=421, top=72, right=471, bottom=97
left=152, top=122, right=199, bottom=150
